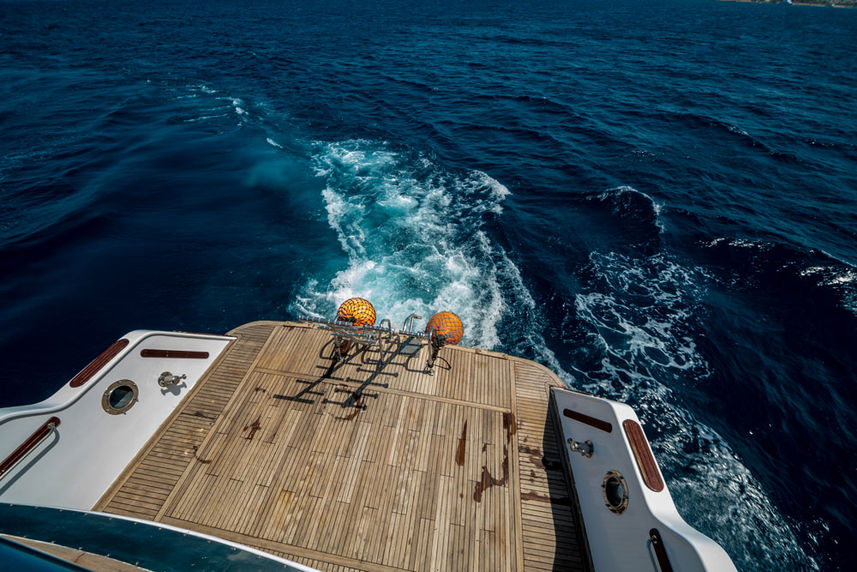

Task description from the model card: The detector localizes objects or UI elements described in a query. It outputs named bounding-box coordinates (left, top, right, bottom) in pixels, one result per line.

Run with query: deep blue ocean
left=2, top=0, right=855, bottom=568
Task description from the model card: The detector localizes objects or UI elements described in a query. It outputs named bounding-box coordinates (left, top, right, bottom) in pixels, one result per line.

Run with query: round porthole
left=102, top=380, right=139, bottom=415
left=602, top=470, right=629, bottom=514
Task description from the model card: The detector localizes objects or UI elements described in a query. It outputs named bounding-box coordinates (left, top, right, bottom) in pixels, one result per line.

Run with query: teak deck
left=96, top=321, right=590, bottom=571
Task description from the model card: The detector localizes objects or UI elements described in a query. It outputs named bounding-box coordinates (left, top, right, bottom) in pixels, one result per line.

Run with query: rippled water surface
left=2, top=0, right=856, bottom=569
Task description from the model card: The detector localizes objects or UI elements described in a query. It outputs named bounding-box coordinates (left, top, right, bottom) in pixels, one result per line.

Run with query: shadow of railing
left=273, top=337, right=398, bottom=413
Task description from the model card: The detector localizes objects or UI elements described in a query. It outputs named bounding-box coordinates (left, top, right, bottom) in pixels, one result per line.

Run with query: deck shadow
left=538, top=396, right=594, bottom=571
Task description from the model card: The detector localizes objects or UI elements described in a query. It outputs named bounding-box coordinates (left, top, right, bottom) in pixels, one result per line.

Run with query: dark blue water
left=2, top=0, right=856, bottom=568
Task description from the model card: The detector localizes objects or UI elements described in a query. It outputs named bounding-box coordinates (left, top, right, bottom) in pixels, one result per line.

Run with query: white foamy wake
left=573, top=251, right=819, bottom=570
left=574, top=252, right=709, bottom=388
left=290, top=138, right=560, bottom=368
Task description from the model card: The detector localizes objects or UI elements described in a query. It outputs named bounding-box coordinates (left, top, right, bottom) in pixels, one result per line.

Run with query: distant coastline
left=719, top=0, right=857, bottom=7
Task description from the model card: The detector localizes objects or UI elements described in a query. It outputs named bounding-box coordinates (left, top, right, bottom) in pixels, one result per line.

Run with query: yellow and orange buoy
left=336, top=298, right=376, bottom=327
left=426, top=311, right=464, bottom=345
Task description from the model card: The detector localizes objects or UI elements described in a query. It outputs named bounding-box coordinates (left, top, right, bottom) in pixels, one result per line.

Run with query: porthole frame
left=602, top=470, right=630, bottom=514
left=102, top=379, right=139, bottom=415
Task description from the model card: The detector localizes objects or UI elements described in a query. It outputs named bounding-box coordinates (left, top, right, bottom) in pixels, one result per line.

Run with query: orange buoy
left=426, top=311, right=464, bottom=345
left=337, top=298, right=376, bottom=327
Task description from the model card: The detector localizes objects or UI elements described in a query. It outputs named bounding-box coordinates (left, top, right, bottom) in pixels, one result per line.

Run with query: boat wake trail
left=570, top=249, right=818, bottom=571
left=573, top=251, right=710, bottom=391
left=291, top=139, right=563, bottom=371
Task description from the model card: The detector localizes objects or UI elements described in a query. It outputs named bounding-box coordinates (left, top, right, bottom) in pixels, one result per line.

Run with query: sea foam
left=292, top=139, right=516, bottom=349
left=571, top=249, right=818, bottom=570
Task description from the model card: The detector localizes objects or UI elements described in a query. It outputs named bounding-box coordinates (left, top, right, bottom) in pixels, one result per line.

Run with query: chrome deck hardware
left=424, top=329, right=444, bottom=376
left=568, top=438, right=594, bottom=458
left=301, top=305, right=461, bottom=377
left=402, top=313, right=422, bottom=332
left=158, top=371, right=187, bottom=388
left=301, top=316, right=417, bottom=365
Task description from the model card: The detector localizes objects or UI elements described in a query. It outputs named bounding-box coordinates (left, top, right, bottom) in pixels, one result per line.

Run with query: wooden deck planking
left=98, top=321, right=590, bottom=571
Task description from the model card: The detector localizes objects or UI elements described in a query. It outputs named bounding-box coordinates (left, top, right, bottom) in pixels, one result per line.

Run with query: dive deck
left=95, top=321, right=590, bottom=571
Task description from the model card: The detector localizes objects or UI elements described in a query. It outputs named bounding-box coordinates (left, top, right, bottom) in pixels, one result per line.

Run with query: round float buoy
left=426, top=311, right=464, bottom=345
left=337, top=298, right=376, bottom=327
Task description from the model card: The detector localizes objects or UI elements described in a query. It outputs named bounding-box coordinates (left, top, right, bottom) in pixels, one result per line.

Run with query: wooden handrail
left=69, top=339, right=129, bottom=387
left=563, top=408, right=613, bottom=433
left=0, top=417, right=61, bottom=480
left=141, top=349, right=209, bottom=359
left=623, top=419, right=664, bottom=492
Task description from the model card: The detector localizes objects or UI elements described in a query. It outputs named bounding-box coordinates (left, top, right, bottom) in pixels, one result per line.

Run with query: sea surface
left=2, top=0, right=856, bottom=568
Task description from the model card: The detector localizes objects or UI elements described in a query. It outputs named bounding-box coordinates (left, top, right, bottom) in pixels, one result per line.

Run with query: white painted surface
left=552, top=387, right=736, bottom=572
left=0, top=331, right=233, bottom=509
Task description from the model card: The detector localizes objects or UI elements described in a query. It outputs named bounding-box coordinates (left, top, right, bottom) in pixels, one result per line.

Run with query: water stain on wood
left=518, top=444, right=559, bottom=470
left=473, top=445, right=509, bottom=502
left=455, top=421, right=468, bottom=466
left=339, top=393, right=365, bottom=421
left=502, top=412, right=516, bottom=442
left=519, top=444, right=544, bottom=467
left=244, top=416, right=261, bottom=440
left=521, top=491, right=570, bottom=505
